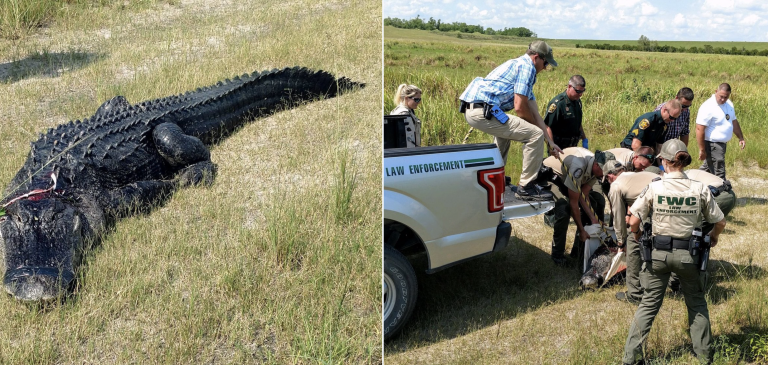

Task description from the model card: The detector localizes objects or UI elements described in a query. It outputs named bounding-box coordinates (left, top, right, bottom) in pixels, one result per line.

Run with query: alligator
left=579, top=245, right=626, bottom=289
left=0, top=67, right=364, bottom=302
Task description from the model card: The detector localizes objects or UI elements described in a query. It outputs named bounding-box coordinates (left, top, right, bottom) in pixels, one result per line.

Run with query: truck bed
left=502, top=185, right=555, bottom=221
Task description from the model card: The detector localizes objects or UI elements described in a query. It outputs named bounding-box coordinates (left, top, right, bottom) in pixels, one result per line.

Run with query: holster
left=459, top=101, right=467, bottom=114
left=482, top=103, right=493, bottom=119
left=640, top=223, right=653, bottom=263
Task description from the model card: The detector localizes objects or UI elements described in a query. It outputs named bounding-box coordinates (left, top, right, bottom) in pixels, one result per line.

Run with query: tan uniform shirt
left=630, top=171, right=724, bottom=239
left=390, top=105, right=422, bottom=147
left=543, top=147, right=596, bottom=193
left=606, top=148, right=637, bottom=172
left=684, top=169, right=726, bottom=188
left=608, top=171, right=659, bottom=243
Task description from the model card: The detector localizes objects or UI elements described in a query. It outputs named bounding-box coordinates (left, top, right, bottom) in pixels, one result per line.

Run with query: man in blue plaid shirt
left=459, top=41, right=562, bottom=200
left=654, top=87, right=694, bottom=148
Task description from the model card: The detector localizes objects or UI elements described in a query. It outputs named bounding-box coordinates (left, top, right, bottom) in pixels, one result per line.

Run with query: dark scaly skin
left=0, top=67, right=363, bottom=302
left=579, top=245, right=615, bottom=289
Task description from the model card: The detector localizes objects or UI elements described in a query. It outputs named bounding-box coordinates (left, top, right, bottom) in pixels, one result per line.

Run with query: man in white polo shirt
left=695, top=83, right=746, bottom=179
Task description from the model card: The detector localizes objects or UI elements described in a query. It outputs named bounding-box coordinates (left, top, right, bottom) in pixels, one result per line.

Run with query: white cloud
left=702, top=0, right=735, bottom=13
left=640, top=2, right=658, bottom=16
left=673, top=13, right=686, bottom=27
left=614, top=0, right=642, bottom=9
left=741, top=14, right=760, bottom=26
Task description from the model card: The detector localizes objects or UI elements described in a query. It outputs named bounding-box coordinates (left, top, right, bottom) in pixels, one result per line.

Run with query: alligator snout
left=3, top=267, right=75, bottom=301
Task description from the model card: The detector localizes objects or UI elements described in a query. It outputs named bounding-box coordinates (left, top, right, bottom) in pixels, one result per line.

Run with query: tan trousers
left=464, top=106, right=544, bottom=186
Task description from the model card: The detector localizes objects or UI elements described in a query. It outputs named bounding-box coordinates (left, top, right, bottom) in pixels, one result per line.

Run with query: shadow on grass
left=384, top=235, right=592, bottom=352
left=735, top=197, right=768, bottom=207
left=706, top=259, right=766, bottom=305
left=642, top=326, right=768, bottom=364
left=0, top=51, right=105, bottom=83
left=385, top=239, right=767, bottom=354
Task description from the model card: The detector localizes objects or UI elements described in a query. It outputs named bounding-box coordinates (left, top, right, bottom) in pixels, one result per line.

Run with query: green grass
left=0, top=0, right=381, bottom=363
left=385, top=26, right=768, bottom=51
left=0, top=0, right=58, bottom=40
left=384, top=36, right=768, bottom=181
left=384, top=30, right=768, bottom=365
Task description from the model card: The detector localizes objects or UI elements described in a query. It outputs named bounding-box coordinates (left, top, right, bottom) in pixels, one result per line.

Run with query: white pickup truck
left=383, top=115, right=556, bottom=340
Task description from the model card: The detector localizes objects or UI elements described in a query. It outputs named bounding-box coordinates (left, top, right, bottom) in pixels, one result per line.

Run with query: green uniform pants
left=625, top=233, right=643, bottom=301
left=624, top=248, right=711, bottom=364
left=699, top=140, right=727, bottom=179
left=550, top=183, right=605, bottom=259
left=669, top=189, right=735, bottom=289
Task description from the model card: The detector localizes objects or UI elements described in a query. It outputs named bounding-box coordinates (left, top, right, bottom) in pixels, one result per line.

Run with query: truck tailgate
left=502, top=185, right=555, bottom=221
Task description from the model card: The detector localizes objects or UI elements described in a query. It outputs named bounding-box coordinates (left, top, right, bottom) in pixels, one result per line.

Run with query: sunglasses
left=640, top=154, right=655, bottom=161
left=682, top=104, right=690, bottom=109
left=409, top=97, right=422, bottom=103
left=570, top=85, right=585, bottom=94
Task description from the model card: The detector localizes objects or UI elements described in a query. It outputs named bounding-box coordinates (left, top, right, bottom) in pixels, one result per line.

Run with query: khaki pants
left=464, top=107, right=545, bottom=186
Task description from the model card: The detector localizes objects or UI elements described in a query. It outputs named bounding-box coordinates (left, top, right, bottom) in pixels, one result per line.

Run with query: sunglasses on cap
left=409, top=97, right=422, bottom=103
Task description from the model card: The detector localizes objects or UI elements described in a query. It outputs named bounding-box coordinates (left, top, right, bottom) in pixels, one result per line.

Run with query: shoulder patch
left=632, top=128, right=639, bottom=136
left=639, top=119, right=650, bottom=129
left=572, top=168, right=583, bottom=179
left=638, top=185, right=649, bottom=199
left=725, top=114, right=730, bottom=120
left=652, top=177, right=662, bottom=182
left=548, top=103, right=556, bottom=113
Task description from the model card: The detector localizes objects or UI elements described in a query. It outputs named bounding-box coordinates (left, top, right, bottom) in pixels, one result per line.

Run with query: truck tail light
left=477, top=167, right=505, bottom=213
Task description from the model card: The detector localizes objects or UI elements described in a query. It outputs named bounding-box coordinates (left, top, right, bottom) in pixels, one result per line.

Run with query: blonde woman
left=391, top=84, right=422, bottom=147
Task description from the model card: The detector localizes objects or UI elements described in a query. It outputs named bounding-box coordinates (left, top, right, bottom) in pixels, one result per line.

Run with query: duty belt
left=553, top=136, right=580, bottom=148
left=717, top=180, right=733, bottom=193
left=653, top=235, right=690, bottom=250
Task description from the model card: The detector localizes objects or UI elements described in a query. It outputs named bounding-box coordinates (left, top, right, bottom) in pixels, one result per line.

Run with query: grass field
left=0, top=0, right=382, bottom=363
left=385, top=26, right=768, bottom=51
left=384, top=29, right=768, bottom=364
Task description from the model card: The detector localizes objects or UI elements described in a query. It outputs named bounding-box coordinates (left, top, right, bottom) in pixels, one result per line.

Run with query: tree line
left=577, top=35, right=768, bottom=57
left=384, top=16, right=536, bottom=38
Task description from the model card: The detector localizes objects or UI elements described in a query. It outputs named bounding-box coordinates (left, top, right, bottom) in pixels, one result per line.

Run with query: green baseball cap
left=529, top=40, right=558, bottom=67
left=657, top=139, right=688, bottom=161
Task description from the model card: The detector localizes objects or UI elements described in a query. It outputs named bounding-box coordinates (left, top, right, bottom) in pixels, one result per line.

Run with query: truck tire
left=383, top=245, right=417, bottom=341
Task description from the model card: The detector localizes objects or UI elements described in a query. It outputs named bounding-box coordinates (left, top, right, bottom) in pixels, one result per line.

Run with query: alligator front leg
left=152, top=122, right=217, bottom=186
left=107, top=180, right=177, bottom=218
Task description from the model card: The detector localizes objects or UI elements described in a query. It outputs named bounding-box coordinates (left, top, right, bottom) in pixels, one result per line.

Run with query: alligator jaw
left=3, top=267, right=75, bottom=302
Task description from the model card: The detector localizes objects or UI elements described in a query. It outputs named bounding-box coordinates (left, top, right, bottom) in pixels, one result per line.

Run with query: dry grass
left=0, top=0, right=382, bottom=363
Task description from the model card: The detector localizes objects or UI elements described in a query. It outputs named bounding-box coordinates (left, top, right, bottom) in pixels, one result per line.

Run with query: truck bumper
left=492, top=221, right=512, bottom=252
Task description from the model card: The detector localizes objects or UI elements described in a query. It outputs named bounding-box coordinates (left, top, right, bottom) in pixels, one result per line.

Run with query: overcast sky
left=383, top=0, right=768, bottom=42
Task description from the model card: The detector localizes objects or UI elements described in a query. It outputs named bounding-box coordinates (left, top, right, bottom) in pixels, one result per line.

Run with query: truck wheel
left=383, top=245, right=417, bottom=341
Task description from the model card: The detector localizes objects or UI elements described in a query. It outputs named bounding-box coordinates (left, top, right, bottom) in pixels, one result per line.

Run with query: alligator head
left=1, top=196, right=83, bottom=301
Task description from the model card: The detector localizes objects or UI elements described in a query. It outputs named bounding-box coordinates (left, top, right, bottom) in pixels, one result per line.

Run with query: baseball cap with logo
left=657, top=139, right=688, bottom=160
left=600, top=159, right=623, bottom=182
left=529, top=40, right=558, bottom=67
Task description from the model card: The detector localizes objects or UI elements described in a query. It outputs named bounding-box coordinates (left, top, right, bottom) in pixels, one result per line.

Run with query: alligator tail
left=169, top=67, right=365, bottom=144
